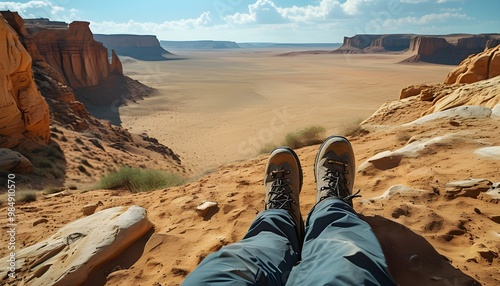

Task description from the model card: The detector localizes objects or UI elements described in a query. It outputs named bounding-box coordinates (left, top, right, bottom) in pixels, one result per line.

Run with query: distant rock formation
left=160, top=40, right=240, bottom=50
left=0, top=13, right=50, bottom=148
left=404, top=35, right=500, bottom=65
left=334, top=34, right=500, bottom=65
left=335, top=34, right=413, bottom=53
left=445, top=44, right=500, bottom=84
left=94, top=34, right=172, bottom=61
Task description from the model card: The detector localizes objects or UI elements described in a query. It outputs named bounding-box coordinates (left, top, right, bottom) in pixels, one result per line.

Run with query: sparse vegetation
left=259, top=143, right=279, bottom=154
left=284, top=125, right=326, bottom=149
left=258, top=125, right=326, bottom=154
left=18, top=191, right=37, bottom=203
left=338, top=117, right=367, bottom=137
left=97, top=166, right=186, bottom=193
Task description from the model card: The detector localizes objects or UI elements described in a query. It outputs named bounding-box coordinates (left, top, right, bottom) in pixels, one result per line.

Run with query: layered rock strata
left=94, top=34, right=172, bottom=61
left=0, top=13, right=50, bottom=148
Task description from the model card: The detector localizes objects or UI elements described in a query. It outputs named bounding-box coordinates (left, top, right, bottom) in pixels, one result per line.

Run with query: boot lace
left=319, top=159, right=361, bottom=204
left=266, top=169, right=295, bottom=212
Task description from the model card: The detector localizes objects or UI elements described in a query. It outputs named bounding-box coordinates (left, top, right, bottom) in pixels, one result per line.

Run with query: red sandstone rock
left=445, top=45, right=500, bottom=84
left=0, top=14, right=50, bottom=148
left=27, top=21, right=119, bottom=88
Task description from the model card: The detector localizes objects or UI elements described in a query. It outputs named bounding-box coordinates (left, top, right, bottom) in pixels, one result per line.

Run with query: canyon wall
left=94, top=34, right=172, bottom=61
left=26, top=21, right=119, bottom=88
left=0, top=13, right=50, bottom=148
left=335, top=34, right=500, bottom=65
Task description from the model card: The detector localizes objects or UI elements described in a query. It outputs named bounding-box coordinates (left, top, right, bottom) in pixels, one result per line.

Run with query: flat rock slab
left=492, top=104, right=500, bottom=117
left=474, top=146, right=500, bottom=159
left=359, top=134, right=469, bottom=171
left=0, top=205, right=152, bottom=286
left=403, top=106, right=492, bottom=126
left=445, top=178, right=493, bottom=199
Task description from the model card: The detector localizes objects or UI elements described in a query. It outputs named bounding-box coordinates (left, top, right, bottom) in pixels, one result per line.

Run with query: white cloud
left=381, top=12, right=469, bottom=27
left=223, top=0, right=285, bottom=24
left=0, top=0, right=74, bottom=20
left=89, top=12, right=213, bottom=35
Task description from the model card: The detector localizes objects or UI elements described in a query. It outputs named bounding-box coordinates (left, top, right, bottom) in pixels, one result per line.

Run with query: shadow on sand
left=361, top=215, right=480, bottom=286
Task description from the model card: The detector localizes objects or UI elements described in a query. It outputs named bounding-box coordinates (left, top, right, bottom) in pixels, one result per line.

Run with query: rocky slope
left=0, top=12, right=184, bottom=188
left=333, top=34, right=500, bottom=65
left=95, top=34, right=173, bottom=61
left=1, top=46, right=499, bottom=285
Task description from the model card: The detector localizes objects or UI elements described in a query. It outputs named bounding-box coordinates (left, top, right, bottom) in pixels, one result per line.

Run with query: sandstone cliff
left=0, top=14, right=50, bottom=148
left=94, top=34, right=172, bottom=61
left=26, top=21, right=113, bottom=88
left=445, top=44, right=500, bottom=84
left=404, top=34, right=500, bottom=65
left=334, top=33, right=500, bottom=65
left=0, top=11, right=183, bottom=188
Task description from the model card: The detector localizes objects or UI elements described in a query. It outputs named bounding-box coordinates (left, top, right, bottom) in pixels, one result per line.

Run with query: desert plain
left=2, top=48, right=499, bottom=286
left=119, top=50, right=451, bottom=173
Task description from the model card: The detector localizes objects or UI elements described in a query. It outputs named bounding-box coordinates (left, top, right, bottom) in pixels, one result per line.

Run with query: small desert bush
left=258, top=125, right=326, bottom=153
left=97, top=167, right=186, bottom=193
left=259, top=143, right=280, bottom=155
left=283, top=125, right=326, bottom=149
left=18, top=191, right=37, bottom=203
left=338, top=117, right=366, bottom=137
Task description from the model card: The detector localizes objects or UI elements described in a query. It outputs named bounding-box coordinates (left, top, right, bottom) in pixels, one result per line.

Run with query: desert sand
left=119, top=50, right=451, bottom=174
left=2, top=50, right=499, bottom=286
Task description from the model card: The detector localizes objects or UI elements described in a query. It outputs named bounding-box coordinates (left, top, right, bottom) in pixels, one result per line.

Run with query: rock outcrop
left=334, top=33, right=500, bottom=65
left=0, top=13, right=50, bottom=148
left=0, top=205, right=152, bottom=286
left=445, top=44, right=500, bottom=84
left=364, top=45, right=500, bottom=126
left=26, top=21, right=114, bottom=88
left=94, top=34, right=172, bottom=61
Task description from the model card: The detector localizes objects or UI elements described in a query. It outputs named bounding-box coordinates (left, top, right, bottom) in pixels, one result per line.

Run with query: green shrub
left=283, top=125, right=326, bottom=149
left=97, top=167, right=186, bottom=193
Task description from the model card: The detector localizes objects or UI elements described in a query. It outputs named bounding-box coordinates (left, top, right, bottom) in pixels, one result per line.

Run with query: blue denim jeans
left=182, top=198, right=395, bottom=286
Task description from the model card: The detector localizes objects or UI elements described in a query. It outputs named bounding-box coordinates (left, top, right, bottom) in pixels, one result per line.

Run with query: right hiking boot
left=314, top=135, right=360, bottom=206
left=264, top=147, right=304, bottom=242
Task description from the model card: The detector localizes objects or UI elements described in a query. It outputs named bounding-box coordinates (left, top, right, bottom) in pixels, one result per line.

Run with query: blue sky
left=1, top=0, right=498, bottom=42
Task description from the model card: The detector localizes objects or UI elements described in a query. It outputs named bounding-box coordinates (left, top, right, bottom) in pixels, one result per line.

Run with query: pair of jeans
left=182, top=198, right=395, bottom=285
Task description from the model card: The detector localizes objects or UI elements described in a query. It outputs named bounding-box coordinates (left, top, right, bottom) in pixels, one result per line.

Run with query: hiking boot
left=314, top=135, right=360, bottom=206
left=264, top=147, right=304, bottom=240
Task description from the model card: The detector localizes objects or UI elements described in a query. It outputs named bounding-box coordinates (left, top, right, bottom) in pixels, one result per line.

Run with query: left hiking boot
left=314, top=135, right=360, bottom=206
left=264, top=147, right=304, bottom=241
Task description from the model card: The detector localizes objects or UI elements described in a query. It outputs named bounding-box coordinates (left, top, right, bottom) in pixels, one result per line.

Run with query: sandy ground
left=2, top=50, right=498, bottom=286
left=119, top=50, right=451, bottom=174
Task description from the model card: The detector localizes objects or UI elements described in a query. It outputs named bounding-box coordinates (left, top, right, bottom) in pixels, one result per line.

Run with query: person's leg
left=287, top=198, right=395, bottom=285
left=182, top=147, right=305, bottom=286
left=286, top=136, right=394, bottom=285
left=182, top=209, right=300, bottom=285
